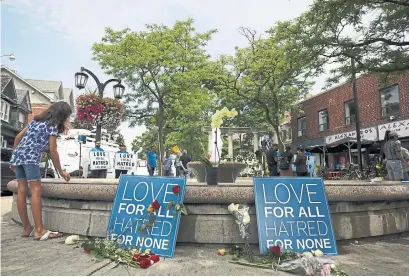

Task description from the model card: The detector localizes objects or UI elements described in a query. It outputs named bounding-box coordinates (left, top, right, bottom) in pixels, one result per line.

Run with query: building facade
left=1, top=76, right=32, bottom=148
left=291, top=72, right=409, bottom=168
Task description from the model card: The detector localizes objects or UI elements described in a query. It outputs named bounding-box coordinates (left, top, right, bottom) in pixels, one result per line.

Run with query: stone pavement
left=1, top=195, right=409, bottom=276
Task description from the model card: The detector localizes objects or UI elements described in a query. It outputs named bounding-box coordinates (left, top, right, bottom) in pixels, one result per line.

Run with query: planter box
left=187, top=162, right=246, bottom=183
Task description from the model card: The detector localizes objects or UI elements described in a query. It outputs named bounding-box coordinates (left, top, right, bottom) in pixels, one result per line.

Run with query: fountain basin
left=7, top=179, right=409, bottom=243
left=187, top=162, right=246, bottom=183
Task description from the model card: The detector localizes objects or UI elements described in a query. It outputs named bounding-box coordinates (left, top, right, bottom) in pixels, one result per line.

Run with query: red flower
left=151, top=200, right=160, bottom=210
left=150, top=255, right=160, bottom=263
left=84, top=249, right=92, bottom=253
left=270, top=245, right=281, bottom=256
left=132, top=253, right=140, bottom=262
left=172, top=185, right=181, bottom=194
left=139, top=259, right=151, bottom=269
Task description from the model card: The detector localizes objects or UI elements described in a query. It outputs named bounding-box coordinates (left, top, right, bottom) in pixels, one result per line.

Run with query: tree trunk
left=157, top=103, right=165, bottom=176
left=273, top=125, right=285, bottom=153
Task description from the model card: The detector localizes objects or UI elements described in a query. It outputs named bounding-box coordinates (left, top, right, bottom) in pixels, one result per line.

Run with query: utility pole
left=351, top=58, right=363, bottom=171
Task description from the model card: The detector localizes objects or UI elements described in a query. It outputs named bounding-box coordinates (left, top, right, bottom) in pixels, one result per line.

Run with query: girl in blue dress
left=10, top=101, right=72, bottom=240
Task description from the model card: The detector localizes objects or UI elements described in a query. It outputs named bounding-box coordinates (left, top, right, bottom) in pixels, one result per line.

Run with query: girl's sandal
left=22, top=227, right=35, bottom=238
left=33, top=230, right=63, bottom=241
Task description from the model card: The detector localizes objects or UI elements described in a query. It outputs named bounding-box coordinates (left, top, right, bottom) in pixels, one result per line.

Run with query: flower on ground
left=65, top=235, right=81, bottom=245
left=302, top=251, right=313, bottom=257
left=151, top=200, right=160, bottom=210
left=84, top=248, right=92, bottom=253
left=217, top=248, right=226, bottom=255
left=150, top=255, right=160, bottom=263
left=306, top=266, right=313, bottom=275
left=172, top=185, right=181, bottom=194
left=228, top=203, right=239, bottom=213
left=132, top=253, right=141, bottom=262
left=270, top=245, right=281, bottom=256
left=139, top=259, right=151, bottom=269
left=322, top=264, right=332, bottom=276
left=312, top=249, right=324, bottom=257
left=242, top=214, right=251, bottom=225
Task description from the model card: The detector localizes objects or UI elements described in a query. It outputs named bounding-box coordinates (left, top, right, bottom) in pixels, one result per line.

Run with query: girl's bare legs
left=29, top=181, right=61, bottom=239
left=17, top=180, right=32, bottom=236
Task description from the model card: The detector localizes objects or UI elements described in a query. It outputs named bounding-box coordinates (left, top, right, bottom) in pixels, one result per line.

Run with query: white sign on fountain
left=209, top=107, right=238, bottom=163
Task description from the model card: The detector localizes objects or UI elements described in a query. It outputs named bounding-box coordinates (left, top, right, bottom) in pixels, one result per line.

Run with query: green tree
left=92, top=19, right=217, bottom=175
left=215, top=26, right=322, bottom=151
left=294, top=0, right=409, bottom=85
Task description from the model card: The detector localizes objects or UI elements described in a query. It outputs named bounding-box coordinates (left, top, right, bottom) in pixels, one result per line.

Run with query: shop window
left=297, top=117, right=306, bottom=137
left=318, top=109, right=329, bottom=132
left=345, top=100, right=356, bottom=125
left=380, top=85, right=400, bottom=117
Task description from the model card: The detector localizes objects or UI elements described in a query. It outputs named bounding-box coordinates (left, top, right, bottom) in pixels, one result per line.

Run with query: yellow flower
left=217, top=248, right=226, bottom=255
left=147, top=206, right=154, bottom=213
left=65, top=235, right=81, bottom=245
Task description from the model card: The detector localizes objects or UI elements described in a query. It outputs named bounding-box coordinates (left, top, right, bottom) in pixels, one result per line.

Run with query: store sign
left=378, top=119, right=409, bottom=140
left=325, top=127, right=377, bottom=144
left=90, top=151, right=111, bottom=170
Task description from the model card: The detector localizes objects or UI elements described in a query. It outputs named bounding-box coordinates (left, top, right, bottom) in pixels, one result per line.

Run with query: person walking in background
left=90, top=141, right=107, bottom=178
left=115, top=144, right=129, bottom=178
left=267, top=144, right=279, bottom=176
left=146, top=146, right=157, bottom=176
left=9, top=101, right=71, bottom=240
left=401, top=147, right=409, bottom=181
left=180, top=150, right=191, bottom=177
left=295, top=147, right=308, bottom=177
left=163, top=150, right=173, bottom=176
left=174, top=152, right=182, bottom=177
left=383, top=131, right=407, bottom=181
left=279, top=145, right=294, bottom=176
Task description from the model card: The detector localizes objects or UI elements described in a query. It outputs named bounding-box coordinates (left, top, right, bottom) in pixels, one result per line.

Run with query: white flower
left=65, top=235, right=81, bottom=245
left=330, top=264, right=336, bottom=269
left=312, top=249, right=324, bottom=257
left=228, top=203, right=239, bottom=213
left=302, top=251, right=313, bottom=257
left=242, top=214, right=251, bottom=225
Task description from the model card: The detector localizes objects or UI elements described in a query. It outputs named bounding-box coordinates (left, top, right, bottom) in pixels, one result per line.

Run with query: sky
left=1, top=0, right=322, bottom=150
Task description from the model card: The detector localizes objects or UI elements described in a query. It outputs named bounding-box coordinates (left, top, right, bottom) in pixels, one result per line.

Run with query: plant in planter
left=198, top=156, right=219, bottom=185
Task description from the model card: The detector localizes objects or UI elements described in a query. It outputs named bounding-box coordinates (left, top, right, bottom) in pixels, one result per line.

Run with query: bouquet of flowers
left=228, top=203, right=253, bottom=262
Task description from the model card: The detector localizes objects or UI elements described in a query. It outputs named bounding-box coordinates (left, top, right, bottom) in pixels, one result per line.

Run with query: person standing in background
left=146, top=146, right=157, bottom=176
left=90, top=141, right=107, bottom=178
left=279, top=145, right=293, bottom=176
left=180, top=150, right=191, bottom=177
left=163, top=150, right=173, bottom=176
left=174, top=152, right=182, bottom=177
left=401, top=147, right=409, bottom=181
left=295, top=147, right=308, bottom=176
left=383, top=132, right=407, bottom=181
left=266, top=144, right=279, bottom=176
left=115, top=144, right=129, bottom=178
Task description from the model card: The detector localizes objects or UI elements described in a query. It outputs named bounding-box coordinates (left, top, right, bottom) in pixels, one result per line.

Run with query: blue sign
left=107, top=175, right=186, bottom=258
left=253, top=177, right=338, bottom=255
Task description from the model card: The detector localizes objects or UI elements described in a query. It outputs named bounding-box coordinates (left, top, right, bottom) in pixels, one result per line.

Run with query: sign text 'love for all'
left=107, top=175, right=186, bottom=258
left=254, top=177, right=338, bottom=255
left=90, top=151, right=111, bottom=170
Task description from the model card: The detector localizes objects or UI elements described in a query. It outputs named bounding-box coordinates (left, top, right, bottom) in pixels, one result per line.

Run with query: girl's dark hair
left=34, top=101, right=72, bottom=133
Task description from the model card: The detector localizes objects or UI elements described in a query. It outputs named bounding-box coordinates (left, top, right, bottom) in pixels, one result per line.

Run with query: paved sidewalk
left=1, top=196, right=409, bottom=276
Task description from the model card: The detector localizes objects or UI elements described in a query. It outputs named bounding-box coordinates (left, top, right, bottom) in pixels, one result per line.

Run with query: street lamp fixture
left=1, top=53, right=15, bottom=61
left=74, top=67, right=125, bottom=141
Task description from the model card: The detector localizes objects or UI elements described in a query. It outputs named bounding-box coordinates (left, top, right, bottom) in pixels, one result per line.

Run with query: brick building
left=291, top=71, right=409, bottom=168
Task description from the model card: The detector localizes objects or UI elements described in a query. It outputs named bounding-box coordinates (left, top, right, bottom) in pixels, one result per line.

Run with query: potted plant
left=198, top=156, right=219, bottom=185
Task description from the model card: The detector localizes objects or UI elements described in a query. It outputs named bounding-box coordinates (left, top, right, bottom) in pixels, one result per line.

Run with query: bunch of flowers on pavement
left=224, top=202, right=348, bottom=276
left=64, top=185, right=186, bottom=269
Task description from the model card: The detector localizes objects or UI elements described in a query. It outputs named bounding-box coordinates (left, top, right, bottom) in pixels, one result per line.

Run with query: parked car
left=1, top=148, right=55, bottom=192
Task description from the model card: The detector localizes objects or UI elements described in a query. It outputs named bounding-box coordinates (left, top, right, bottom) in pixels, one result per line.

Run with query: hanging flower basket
left=75, top=93, right=124, bottom=130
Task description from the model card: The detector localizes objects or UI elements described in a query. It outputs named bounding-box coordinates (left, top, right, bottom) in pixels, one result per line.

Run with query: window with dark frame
left=380, top=85, right=400, bottom=117
left=318, top=109, right=329, bottom=132
left=345, top=100, right=356, bottom=125
left=297, top=117, right=306, bottom=137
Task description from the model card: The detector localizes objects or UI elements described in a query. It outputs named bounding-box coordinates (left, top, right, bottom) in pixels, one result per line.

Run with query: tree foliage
left=92, top=19, right=217, bottom=174
left=294, top=0, right=409, bottom=85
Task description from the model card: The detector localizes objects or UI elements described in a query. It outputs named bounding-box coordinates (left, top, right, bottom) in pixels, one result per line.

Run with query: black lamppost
left=351, top=58, right=363, bottom=171
left=75, top=67, right=125, bottom=141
